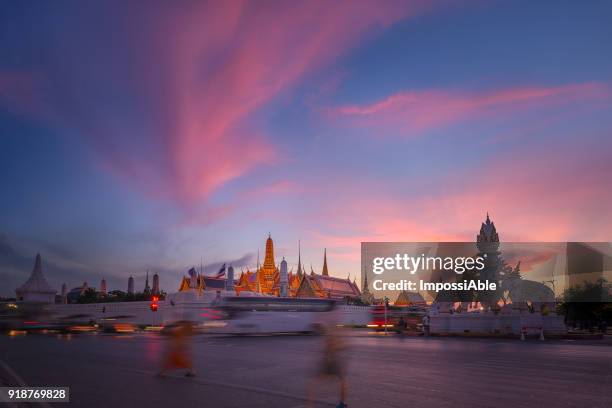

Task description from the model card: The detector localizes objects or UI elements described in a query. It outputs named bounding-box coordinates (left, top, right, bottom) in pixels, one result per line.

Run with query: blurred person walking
left=422, top=314, right=430, bottom=337
left=308, top=322, right=348, bottom=408
left=396, top=316, right=407, bottom=339
left=157, top=319, right=196, bottom=378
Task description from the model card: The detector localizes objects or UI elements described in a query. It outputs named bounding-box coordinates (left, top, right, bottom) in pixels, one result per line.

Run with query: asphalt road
left=1, top=332, right=610, bottom=408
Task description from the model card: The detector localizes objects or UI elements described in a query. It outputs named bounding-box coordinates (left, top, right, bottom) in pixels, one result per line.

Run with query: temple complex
left=178, top=234, right=362, bottom=302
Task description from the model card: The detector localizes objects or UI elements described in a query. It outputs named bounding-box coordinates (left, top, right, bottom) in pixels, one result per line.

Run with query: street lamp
left=384, top=296, right=389, bottom=335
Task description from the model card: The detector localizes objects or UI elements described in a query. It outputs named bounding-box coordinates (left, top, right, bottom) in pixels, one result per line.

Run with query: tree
left=77, top=288, right=99, bottom=304
left=559, top=278, right=612, bottom=329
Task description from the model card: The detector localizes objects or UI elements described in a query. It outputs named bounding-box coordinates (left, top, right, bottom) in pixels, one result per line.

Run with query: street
left=1, top=332, right=610, bottom=408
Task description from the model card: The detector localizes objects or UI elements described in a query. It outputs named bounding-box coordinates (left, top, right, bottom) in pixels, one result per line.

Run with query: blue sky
left=1, top=0, right=611, bottom=296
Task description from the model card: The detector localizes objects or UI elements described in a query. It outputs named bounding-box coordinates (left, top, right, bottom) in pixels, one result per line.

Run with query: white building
left=15, top=253, right=57, bottom=303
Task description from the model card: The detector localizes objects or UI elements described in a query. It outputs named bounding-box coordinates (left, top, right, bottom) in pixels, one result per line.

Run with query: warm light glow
left=68, top=325, right=96, bottom=332
left=114, top=324, right=136, bottom=333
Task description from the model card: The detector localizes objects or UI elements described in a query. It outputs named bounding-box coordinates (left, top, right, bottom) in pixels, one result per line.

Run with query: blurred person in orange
left=157, top=319, right=196, bottom=377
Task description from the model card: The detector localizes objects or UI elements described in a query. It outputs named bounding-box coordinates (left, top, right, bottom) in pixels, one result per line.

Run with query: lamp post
left=384, top=296, right=389, bottom=335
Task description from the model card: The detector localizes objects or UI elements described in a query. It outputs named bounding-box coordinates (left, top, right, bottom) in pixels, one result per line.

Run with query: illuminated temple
left=178, top=234, right=362, bottom=301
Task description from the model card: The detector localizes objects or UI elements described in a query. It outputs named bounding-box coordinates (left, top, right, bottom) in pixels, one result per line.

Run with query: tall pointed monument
left=258, top=233, right=277, bottom=292
left=297, top=240, right=303, bottom=277
left=15, top=253, right=56, bottom=303
left=322, top=248, right=329, bottom=276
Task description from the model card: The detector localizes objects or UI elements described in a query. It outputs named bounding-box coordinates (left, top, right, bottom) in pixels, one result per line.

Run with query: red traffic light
left=150, top=297, right=159, bottom=311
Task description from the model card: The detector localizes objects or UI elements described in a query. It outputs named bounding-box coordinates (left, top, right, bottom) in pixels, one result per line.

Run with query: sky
left=1, top=0, right=612, bottom=297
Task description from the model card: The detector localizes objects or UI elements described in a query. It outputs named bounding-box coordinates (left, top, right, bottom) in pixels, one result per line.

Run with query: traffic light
left=150, top=296, right=159, bottom=311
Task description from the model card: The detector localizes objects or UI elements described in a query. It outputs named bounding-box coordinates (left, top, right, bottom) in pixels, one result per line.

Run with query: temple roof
left=16, top=253, right=56, bottom=295
left=309, top=274, right=361, bottom=298
left=394, top=290, right=425, bottom=306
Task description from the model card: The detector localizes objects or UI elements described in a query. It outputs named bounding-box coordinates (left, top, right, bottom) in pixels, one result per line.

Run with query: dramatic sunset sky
left=1, top=0, right=611, bottom=296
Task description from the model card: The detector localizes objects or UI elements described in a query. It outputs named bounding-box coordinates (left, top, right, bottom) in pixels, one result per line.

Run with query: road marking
left=0, top=360, right=27, bottom=387
left=0, top=358, right=52, bottom=408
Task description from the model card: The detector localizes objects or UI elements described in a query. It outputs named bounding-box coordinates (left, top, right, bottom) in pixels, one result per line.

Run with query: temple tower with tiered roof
left=257, top=234, right=278, bottom=293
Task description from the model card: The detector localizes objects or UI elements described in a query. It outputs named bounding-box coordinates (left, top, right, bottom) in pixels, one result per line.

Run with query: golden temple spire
left=322, top=248, right=329, bottom=276
left=264, top=233, right=275, bottom=269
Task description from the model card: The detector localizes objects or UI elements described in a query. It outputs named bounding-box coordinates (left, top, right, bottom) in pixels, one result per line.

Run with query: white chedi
left=15, top=253, right=56, bottom=303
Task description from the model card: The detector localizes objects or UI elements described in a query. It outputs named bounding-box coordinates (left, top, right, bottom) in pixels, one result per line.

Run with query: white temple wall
left=430, top=313, right=566, bottom=335
left=20, top=292, right=56, bottom=303
left=50, top=301, right=164, bottom=326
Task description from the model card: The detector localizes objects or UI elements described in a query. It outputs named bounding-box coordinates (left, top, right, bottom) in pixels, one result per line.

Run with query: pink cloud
left=0, top=1, right=439, bottom=208
left=301, top=136, right=612, bottom=278
left=329, top=83, right=611, bottom=137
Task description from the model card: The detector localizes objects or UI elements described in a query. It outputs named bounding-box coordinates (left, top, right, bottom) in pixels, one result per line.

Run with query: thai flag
left=215, top=263, right=226, bottom=278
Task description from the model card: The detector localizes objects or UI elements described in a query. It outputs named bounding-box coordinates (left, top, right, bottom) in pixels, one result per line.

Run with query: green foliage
left=76, top=288, right=99, bottom=303
left=559, top=278, right=612, bottom=327
left=562, top=278, right=612, bottom=302
left=77, top=289, right=166, bottom=303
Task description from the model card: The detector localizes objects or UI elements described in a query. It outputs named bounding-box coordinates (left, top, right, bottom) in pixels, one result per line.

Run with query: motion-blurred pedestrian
left=308, top=321, right=348, bottom=407
left=396, top=316, right=407, bottom=339
left=422, top=314, right=430, bottom=337
left=157, top=319, right=196, bottom=377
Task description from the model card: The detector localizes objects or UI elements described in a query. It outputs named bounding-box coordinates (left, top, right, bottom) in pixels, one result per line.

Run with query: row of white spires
left=14, top=253, right=163, bottom=301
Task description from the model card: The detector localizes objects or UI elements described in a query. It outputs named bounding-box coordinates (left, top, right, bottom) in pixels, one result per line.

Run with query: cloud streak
left=0, top=0, right=437, bottom=208
left=328, top=83, right=611, bottom=137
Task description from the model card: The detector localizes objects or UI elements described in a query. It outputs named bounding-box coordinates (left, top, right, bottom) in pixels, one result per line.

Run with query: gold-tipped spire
left=322, top=248, right=329, bottom=276
left=297, top=240, right=303, bottom=277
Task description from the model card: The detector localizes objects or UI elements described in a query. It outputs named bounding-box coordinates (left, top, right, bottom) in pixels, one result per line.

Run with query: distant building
left=60, top=283, right=68, bottom=304
left=15, top=253, right=56, bottom=303
left=143, top=270, right=151, bottom=296
left=279, top=258, right=288, bottom=297
left=152, top=273, right=160, bottom=295
left=99, top=278, right=107, bottom=296
left=127, top=276, right=134, bottom=295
